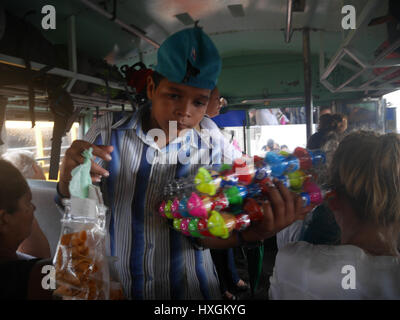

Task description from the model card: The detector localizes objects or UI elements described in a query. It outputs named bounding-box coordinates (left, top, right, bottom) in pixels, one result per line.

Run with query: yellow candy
left=208, top=211, right=229, bottom=239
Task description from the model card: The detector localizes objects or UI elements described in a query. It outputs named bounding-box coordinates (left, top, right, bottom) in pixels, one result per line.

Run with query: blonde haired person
left=1, top=150, right=46, bottom=180
left=270, top=131, right=400, bottom=299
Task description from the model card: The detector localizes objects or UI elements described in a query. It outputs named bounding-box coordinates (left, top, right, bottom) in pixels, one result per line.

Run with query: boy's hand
left=58, top=140, right=113, bottom=198
left=241, top=179, right=314, bottom=242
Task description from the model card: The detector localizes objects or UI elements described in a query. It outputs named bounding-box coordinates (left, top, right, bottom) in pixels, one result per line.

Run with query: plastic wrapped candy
left=172, top=211, right=251, bottom=239
left=157, top=147, right=327, bottom=239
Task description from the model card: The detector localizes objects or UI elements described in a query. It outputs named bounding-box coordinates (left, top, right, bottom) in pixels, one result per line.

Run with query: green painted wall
left=218, top=53, right=365, bottom=108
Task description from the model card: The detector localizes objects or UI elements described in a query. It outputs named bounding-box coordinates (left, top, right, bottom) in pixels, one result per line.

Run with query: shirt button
left=148, top=276, right=153, bottom=281
left=148, top=243, right=154, bottom=249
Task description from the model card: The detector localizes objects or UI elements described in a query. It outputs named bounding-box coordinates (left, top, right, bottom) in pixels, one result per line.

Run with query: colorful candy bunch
left=158, top=147, right=327, bottom=239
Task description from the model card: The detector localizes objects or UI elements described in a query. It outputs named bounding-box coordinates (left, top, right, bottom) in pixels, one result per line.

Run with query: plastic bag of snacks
left=158, top=147, right=330, bottom=240
left=53, top=148, right=110, bottom=300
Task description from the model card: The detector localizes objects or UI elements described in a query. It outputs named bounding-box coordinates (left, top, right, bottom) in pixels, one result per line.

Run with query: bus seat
left=27, top=179, right=62, bottom=258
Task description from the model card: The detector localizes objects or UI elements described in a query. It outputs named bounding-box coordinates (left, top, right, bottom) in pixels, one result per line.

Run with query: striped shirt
left=84, top=107, right=223, bottom=300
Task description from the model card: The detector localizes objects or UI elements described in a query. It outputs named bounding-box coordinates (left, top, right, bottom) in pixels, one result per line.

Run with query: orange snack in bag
left=54, top=230, right=107, bottom=300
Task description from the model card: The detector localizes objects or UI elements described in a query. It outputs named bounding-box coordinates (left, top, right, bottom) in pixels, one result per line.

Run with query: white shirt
left=255, top=109, right=279, bottom=125
left=276, top=220, right=303, bottom=250
left=269, top=241, right=400, bottom=300
left=199, top=116, right=243, bottom=163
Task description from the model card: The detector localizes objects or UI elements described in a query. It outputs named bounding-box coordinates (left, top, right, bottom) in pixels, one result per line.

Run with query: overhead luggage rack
left=319, top=0, right=400, bottom=95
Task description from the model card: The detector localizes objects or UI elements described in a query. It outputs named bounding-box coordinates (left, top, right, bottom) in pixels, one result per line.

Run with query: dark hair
left=331, top=113, right=346, bottom=123
left=152, top=71, right=165, bottom=89
left=0, top=160, right=29, bottom=214
left=318, top=114, right=340, bottom=132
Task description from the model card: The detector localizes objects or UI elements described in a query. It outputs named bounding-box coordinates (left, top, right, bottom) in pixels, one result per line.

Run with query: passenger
left=307, top=113, right=342, bottom=150
left=332, top=113, right=348, bottom=134
left=1, top=150, right=51, bottom=260
left=270, top=131, right=400, bottom=299
left=197, top=86, right=242, bottom=163
left=0, top=160, right=53, bottom=299
left=57, top=26, right=313, bottom=300
left=200, top=86, right=248, bottom=300
left=1, top=150, right=46, bottom=180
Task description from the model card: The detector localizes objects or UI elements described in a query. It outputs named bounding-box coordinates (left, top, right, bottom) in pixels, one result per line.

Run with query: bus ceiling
left=0, top=0, right=399, bottom=177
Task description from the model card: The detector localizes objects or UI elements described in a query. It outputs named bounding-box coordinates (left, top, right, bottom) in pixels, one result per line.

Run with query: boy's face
left=147, top=76, right=211, bottom=138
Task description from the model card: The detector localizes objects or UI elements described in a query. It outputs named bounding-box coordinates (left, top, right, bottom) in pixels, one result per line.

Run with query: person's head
left=332, top=113, right=348, bottom=133
left=1, top=150, right=46, bottom=180
left=328, top=131, right=400, bottom=235
left=318, top=114, right=340, bottom=133
left=267, top=139, right=274, bottom=151
left=146, top=27, right=222, bottom=138
left=280, top=145, right=289, bottom=152
left=205, top=87, right=224, bottom=118
left=319, top=106, right=332, bottom=116
left=0, top=160, right=35, bottom=248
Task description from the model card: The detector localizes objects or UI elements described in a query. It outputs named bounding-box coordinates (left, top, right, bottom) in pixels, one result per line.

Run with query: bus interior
left=0, top=0, right=399, bottom=300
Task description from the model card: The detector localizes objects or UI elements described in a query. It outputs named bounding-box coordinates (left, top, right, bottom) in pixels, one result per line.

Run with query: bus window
left=3, top=121, right=80, bottom=181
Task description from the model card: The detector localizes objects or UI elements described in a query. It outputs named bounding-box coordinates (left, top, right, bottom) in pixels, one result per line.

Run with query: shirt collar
left=111, top=106, right=213, bottom=151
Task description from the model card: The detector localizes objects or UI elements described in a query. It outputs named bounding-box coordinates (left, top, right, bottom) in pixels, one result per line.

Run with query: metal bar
left=321, top=49, right=346, bottom=80
left=338, top=59, right=362, bottom=73
left=0, top=53, right=126, bottom=90
left=285, top=0, right=293, bottom=43
left=241, top=96, right=304, bottom=104
left=334, top=68, right=366, bottom=92
left=79, top=0, right=160, bottom=48
left=376, top=74, right=400, bottom=88
left=343, top=48, right=366, bottom=68
left=71, top=93, right=129, bottom=105
left=321, top=79, right=336, bottom=93
left=358, top=67, right=400, bottom=89
left=319, top=31, right=325, bottom=79
left=367, top=59, right=400, bottom=68
left=339, top=85, right=400, bottom=92
left=371, top=37, right=400, bottom=66
left=303, top=28, right=313, bottom=139
left=320, top=0, right=381, bottom=81
left=66, top=15, right=78, bottom=92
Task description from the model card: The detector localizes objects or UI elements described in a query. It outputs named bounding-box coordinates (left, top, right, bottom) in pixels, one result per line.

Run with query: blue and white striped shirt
left=84, top=107, right=223, bottom=300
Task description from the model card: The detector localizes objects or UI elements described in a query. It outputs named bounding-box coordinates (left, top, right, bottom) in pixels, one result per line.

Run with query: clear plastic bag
left=53, top=197, right=110, bottom=300
left=157, top=147, right=329, bottom=239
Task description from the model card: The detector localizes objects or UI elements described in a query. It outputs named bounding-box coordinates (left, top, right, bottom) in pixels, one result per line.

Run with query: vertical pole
left=66, top=15, right=77, bottom=92
left=303, top=28, right=313, bottom=140
left=243, top=119, right=247, bottom=155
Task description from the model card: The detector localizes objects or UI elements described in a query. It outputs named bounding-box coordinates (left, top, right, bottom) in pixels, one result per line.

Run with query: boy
left=58, top=27, right=311, bottom=299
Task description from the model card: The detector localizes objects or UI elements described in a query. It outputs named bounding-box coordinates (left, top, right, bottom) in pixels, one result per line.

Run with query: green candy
left=224, top=186, right=243, bottom=206
left=219, top=164, right=232, bottom=172
left=173, top=218, right=182, bottom=231
left=188, top=218, right=202, bottom=238
left=287, top=170, right=305, bottom=191
left=164, top=200, right=174, bottom=219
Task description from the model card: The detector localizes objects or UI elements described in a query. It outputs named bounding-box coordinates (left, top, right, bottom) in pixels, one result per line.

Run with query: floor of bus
left=232, top=236, right=278, bottom=300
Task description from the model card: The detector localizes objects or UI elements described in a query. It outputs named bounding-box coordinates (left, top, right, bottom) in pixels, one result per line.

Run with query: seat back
left=27, top=179, right=62, bottom=258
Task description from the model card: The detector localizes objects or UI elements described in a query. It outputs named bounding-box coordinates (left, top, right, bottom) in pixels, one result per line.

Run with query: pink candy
left=303, top=180, right=323, bottom=205
left=187, top=192, right=208, bottom=219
